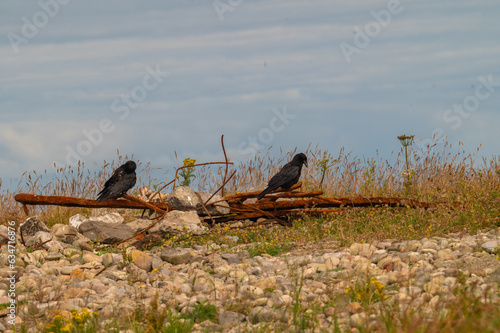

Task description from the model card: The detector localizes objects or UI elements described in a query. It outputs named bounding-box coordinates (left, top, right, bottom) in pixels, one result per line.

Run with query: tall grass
left=1, top=141, right=499, bottom=224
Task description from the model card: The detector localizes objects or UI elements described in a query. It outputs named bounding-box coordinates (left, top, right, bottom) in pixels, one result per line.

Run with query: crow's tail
left=257, top=186, right=274, bottom=200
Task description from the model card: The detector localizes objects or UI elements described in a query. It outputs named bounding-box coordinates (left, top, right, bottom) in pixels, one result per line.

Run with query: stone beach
left=1, top=213, right=500, bottom=332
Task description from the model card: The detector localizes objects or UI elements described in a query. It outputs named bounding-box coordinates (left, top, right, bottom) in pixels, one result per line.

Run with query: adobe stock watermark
left=417, top=74, right=499, bottom=149
left=339, top=0, right=405, bottom=64
left=213, top=0, right=242, bottom=22
left=7, top=0, right=72, bottom=54
left=237, top=106, right=295, bottom=157
left=55, top=65, right=169, bottom=168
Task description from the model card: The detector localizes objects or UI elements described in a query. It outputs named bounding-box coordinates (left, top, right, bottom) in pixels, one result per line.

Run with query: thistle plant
left=397, top=135, right=415, bottom=190
left=179, top=158, right=197, bottom=187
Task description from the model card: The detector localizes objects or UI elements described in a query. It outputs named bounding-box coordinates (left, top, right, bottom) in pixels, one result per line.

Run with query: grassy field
left=3, top=139, right=500, bottom=332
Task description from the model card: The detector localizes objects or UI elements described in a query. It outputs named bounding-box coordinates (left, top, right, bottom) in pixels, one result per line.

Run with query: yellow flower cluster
left=183, top=158, right=197, bottom=166
left=45, top=308, right=96, bottom=332
left=344, top=278, right=386, bottom=304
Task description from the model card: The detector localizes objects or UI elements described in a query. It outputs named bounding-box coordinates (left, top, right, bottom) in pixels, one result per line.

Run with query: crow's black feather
left=257, top=153, right=307, bottom=200
left=97, top=160, right=137, bottom=202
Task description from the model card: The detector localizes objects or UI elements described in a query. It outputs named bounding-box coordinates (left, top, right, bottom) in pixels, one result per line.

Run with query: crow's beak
left=304, top=160, right=308, bottom=167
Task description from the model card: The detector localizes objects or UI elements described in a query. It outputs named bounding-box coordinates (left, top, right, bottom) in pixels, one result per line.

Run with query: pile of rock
left=1, top=189, right=500, bottom=332
left=16, top=186, right=232, bottom=255
left=3, top=218, right=500, bottom=332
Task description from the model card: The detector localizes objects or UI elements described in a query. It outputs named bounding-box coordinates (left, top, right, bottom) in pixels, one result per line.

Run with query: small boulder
left=218, top=311, right=246, bottom=326
left=20, top=217, right=49, bottom=237
left=102, top=253, right=123, bottom=266
left=161, top=247, right=192, bottom=265
left=0, top=226, right=9, bottom=246
left=166, top=186, right=201, bottom=210
left=86, top=212, right=124, bottom=224
left=481, top=240, right=499, bottom=254
left=126, top=219, right=153, bottom=233
left=78, top=221, right=134, bottom=244
left=127, top=264, right=148, bottom=282
left=148, top=210, right=207, bottom=236
left=51, top=224, right=78, bottom=244
left=129, top=250, right=152, bottom=272
left=196, top=192, right=230, bottom=216
left=69, top=214, right=86, bottom=229
left=26, top=231, right=64, bottom=251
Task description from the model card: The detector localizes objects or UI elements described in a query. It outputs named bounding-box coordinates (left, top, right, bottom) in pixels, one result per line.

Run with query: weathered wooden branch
left=229, top=197, right=343, bottom=212
left=205, top=208, right=342, bottom=223
left=224, top=182, right=303, bottom=202
left=314, top=196, right=434, bottom=208
left=14, top=193, right=171, bottom=213
left=15, top=186, right=460, bottom=228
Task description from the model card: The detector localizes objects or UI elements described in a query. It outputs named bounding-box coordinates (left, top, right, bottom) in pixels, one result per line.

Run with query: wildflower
left=61, top=323, right=73, bottom=332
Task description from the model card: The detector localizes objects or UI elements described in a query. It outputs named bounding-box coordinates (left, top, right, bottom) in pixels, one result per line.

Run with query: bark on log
left=206, top=208, right=342, bottom=223
left=224, top=182, right=303, bottom=201
left=14, top=193, right=171, bottom=213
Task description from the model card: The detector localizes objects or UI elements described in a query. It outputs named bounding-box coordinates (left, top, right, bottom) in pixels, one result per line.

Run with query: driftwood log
left=14, top=193, right=170, bottom=215
left=14, top=180, right=455, bottom=225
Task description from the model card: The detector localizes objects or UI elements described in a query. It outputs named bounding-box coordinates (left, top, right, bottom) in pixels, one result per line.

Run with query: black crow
left=97, top=160, right=137, bottom=202
left=257, top=153, right=308, bottom=200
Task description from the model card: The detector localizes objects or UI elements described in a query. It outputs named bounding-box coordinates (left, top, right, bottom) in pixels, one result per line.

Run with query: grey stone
left=78, top=221, right=134, bottom=244
left=78, top=241, right=93, bottom=252
left=250, top=307, right=288, bottom=324
left=88, top=212, right=124, bottom=224
left=45, top=252, right=64, bottom=261
left=51, top=224, right=78, bottom=244
left=458, top=253, right=500, bottom=272
left=485, top=267, right=500, bottom=285
left=350, top=313, right=367, bottom=328
left=370, top=252, right=388, bottom=264
left=221, top=253, right=240, bottom=264
left=61, top=266, right=76, bottom=275
left=26, top=231, right=64, bottom=251
left=422, top=241, right=440, bottom=251
left=249, top=306, right=275, bottom=323
left=102, top=253, right=123, bottom=266
left=218, top=311, right=246, bottom=326
left=350, top=243, right=376, bottom=257
left=166, top=186, right=201, bottom=210
left=148, top=210, right=207, bottom=236
left=127, top=264, right=148, bottom=282
left=126, top=219, right=153, bottom=233
left=101, top=266, right=129, bottom=281
left=69, top=214, right=86, bottom=229
left=129, top=250, right=152, bottom=272
left=481, top=240, right=499, bottom=254
left=161, top=247, right=192, bottom=265
left=0, top=225, right=9, bottom=245
left=21, top=217, right=50, bottom=237
left=196, top=192, right=230, bottom=216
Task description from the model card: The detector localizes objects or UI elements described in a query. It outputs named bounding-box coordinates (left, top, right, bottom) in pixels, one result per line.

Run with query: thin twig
left=19, top=224, right=26, bottom=247
left=95, top=266, right=108, bottom=277
left=203, top=170, right=237, bottom=207
left=147, top=178, right=176, bottom=202
left=240, top=202, right=289, bottom=226
left=114, top=208, right=169, bottom=246
left=221, top=134, right=229, bottom=197
left=194, top=191, right=215, bottom=224
left=34, top=238, right=53, bottom=251
left=122, top=194, right=167, bottom=214
left=172, top=161, right=234, bottom=190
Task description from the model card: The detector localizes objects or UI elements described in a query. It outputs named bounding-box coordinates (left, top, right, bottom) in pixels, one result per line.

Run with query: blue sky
left=1, top=0, right=499, bottom=191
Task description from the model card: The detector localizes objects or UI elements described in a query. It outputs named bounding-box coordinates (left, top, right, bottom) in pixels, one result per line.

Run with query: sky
left=1, top=0, right=499, bottom=192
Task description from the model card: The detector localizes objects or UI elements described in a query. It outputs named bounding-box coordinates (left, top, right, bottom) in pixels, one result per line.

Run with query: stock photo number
left=5, top=221, right=17, bottom=326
